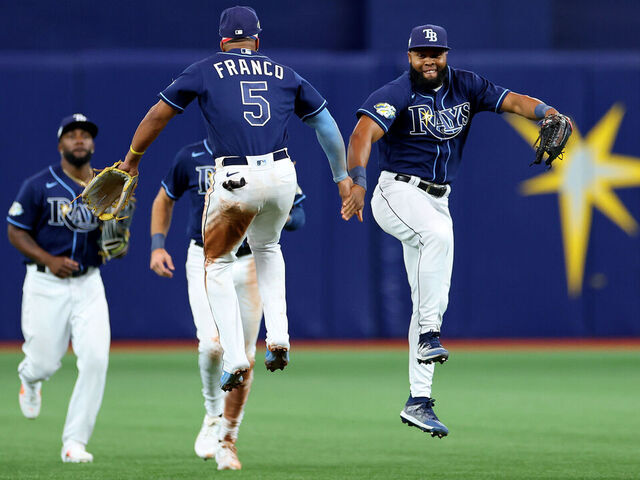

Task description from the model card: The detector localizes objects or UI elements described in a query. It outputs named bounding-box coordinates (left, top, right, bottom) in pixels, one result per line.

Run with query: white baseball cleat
left=215, top=440, right=242, bottom=470
left=19, top=381, right=42, bottom=419
left=61, top=442, right=94, bottom=463
left=195, top=414, right=222, bottom=459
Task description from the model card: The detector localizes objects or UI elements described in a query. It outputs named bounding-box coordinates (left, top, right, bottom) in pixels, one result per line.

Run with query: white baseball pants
left=18, top=265, right=110, bottom=447
left=371, top=170, right=454, bottom=398
left=203, top=152, right=297, bottom=372
left=185, top=241, right=262, bottom=416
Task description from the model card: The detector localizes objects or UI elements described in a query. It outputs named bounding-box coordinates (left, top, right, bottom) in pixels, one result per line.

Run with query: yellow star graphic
left=506, top=104, right=640, bottom=296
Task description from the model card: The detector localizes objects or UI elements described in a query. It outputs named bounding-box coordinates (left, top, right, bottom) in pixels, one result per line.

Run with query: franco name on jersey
left=213, top=52, right=285, bottom=80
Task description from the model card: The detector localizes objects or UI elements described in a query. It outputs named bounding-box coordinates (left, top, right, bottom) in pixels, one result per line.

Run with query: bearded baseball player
left=116, top=6, right=351, bottom=391
left=149, top=138, right=306, bottom=469
left=342, top=24, right=571, bottom=437
left=6, top=114, right=132, bottom=462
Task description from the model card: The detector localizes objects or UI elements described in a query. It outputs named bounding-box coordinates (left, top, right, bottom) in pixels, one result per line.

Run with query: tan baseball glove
left=82, top=161, right=138, bottom=221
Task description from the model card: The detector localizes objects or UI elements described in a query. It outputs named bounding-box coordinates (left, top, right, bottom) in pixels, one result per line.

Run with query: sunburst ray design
left=506, top=104, right=640, bottom=296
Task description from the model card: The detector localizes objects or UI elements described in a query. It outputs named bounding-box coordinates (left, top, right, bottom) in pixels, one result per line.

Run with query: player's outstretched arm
left=149, top=188, right=176, bottom=278
left=500, top=92, right=559, bottom=120
left=119, top=101, right=178, bottom=176
left=342, top=115, right=385, bottom=222
left=302, top=109, right=353, bottom=204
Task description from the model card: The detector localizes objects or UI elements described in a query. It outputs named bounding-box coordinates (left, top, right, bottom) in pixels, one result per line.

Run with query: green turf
left=1, top=348, right=639, bottom=479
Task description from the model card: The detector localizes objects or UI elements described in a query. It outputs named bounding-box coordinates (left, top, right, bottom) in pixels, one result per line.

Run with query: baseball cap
left=57, top=113, right=98, bottom=140
left=219, top=6, right=262, bottom=39
left=408, top=24, right=450, bottom=51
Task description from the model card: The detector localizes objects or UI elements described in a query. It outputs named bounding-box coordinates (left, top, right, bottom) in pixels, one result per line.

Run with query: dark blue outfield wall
left=1, top=50, right=640, bottom=340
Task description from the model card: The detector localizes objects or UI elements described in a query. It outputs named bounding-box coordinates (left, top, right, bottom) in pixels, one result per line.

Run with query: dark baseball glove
left=533, top=114, right=573, bottom=167
left=98, top=198, right=136, bottom=261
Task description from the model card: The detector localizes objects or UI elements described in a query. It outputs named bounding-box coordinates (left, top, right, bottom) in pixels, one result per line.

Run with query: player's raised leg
left=246, top=160, right=297, bottom=370
left=202, top=179, right=255, bottom=389
left=62, top=269, right=110, bottom=463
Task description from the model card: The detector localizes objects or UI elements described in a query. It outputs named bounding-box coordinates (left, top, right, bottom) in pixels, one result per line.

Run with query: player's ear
left=255, top=38, right=259, bottom=51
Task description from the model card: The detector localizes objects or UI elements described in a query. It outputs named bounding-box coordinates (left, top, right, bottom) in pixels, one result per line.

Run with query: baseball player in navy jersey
left=7, top=114, right=111, bottom=462
left=116, top=6, right=351, bottom=391
left=149, top=138, right=306, bottom=469
left=342, top=24, right=570, bottom=437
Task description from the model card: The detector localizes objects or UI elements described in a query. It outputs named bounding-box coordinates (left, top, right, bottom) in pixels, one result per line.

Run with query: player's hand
left=337, top=177, right=353, bottom=202
left=341, top=184, right=365, bottom=222
left=150, top=248, right=175, bottom=278
left=118, top=159, right=139, bottom=177
left=46, top=256, right=80, bottom=279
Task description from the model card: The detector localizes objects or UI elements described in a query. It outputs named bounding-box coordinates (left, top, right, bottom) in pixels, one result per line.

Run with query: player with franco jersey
left=342, top=24, right=569, bottom=437
left=116, top=6, right=350, bottom=392
left=149, top=139, right=305, bottom=470
left=7, top=114, right=119, bottom=463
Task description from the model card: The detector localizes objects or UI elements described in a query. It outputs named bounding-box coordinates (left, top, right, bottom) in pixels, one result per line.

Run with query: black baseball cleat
left=400, top=396, right=449, bottom=438
left=265, top=346, right=289, bottom=372
left=416, top=331, right=449, bottom=365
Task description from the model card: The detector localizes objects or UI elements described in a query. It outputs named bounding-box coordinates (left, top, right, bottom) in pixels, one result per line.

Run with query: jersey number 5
left=241, top=81, right=271, bottom=127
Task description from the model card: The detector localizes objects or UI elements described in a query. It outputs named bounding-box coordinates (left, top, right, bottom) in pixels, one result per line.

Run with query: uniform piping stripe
left=48, top=167, right=81, bottom=261
left=159, top=93, right=185, bottom=112
left=161, top=181, right=178, bottom=200
left=293, top=193, right=307, bottom=206
left=432, top=144, right=440, bottom=182
left=6, top=217, right=31, bottom=230
left=379, top=183, right=425, bottom=323
left=357, top=109, right=388, bottom=133
left=495, top=89, right=510, bottom=113
left=301, top=100, right=327, bottom=121
left=203, top=139, right=213, bottom=156
left=441, top=77, right=452, bottom=183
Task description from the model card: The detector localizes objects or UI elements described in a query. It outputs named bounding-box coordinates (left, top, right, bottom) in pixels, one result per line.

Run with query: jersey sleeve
left=465, top=72, right=510, bottom=113
left=356, top=81, right=409, bottom=133
left=6, top=179, right=41, bottom=231
left=293, top=73, right=327, bottom=121
left=158, top=63, right=202, bottom=113
left=161, top=150, right=190, bottom=200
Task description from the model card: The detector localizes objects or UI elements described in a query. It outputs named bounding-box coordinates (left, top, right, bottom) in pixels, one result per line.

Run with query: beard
left=410, top=65, right=447, bottom=91
left=63, top=149, right=92, bottom=167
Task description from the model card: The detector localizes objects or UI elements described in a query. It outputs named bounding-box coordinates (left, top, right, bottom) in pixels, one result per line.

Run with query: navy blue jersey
left=358, top=66, right=509, bottom=184
left=159, top=48, right=327, bottom=157
left=162, top=139, right=306, bottom=243
left=7, top=164, right=102, bottom=268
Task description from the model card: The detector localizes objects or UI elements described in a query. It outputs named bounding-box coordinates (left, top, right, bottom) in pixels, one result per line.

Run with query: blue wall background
left=1, top=1, right=639, bottom=340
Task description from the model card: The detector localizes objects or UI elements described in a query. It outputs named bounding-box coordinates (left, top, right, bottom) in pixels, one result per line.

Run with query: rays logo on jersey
left=374, top=102, right=396, bottom=119
left=8, top=201, right=24, bottom=217
left=48, top=197, right=99, bottom=232
left=408, top=102, right=471, bottom=140
left=195, top=165, right=216, bottom=194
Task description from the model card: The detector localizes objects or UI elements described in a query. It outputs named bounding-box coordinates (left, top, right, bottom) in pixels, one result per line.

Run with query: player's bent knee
left=201, top=341, right=224, bottom=362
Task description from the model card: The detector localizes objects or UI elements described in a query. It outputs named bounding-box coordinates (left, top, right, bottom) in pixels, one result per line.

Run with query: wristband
left=349, top=166, right=367, bottom=190
left=151, top=233, right=166, bottom=251
left=130, top=145, right=146, bottom=156
left=534, top=103, right=553, bottom=120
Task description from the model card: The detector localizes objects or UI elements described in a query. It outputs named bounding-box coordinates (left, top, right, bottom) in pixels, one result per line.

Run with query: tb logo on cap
left=423, top=28, right=438, bottom=41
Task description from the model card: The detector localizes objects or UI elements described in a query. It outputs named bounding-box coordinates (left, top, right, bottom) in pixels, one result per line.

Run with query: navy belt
left=221, top=148, right=289, bottom=167
left=35, top=263, right=89, bottom=277
left=194, top=241, right=252, bottom=258
left=394, top=174, right=448, bottom=198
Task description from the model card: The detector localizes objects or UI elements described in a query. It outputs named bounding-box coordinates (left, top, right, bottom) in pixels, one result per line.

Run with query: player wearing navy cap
left=149, top=139, right=306, bottom=469
left=7, top=114, right=113, bottom=462
left=116, top=6, right=351, bottom=391
left=342, top=24, right=571, bottom=437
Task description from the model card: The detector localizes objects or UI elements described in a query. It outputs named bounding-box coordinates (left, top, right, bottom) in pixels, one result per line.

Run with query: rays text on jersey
left=408, top=102, right=470, bottom=139
left=213, top=58, right=284, bottom=80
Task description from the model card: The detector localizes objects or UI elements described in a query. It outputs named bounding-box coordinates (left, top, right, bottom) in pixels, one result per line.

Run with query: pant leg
left=186, top=242, right=224, bottom=417
left=63, top=269, right=110, bottom=446
left=245, top=160, right=297, bottom=349
left=371, top=171, right=454, bottom=334
left=18, top=266, right=72, bottom=384
left=403, top=244, right=435, bottom=398
left=202, top=170, right=257, bottom=372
